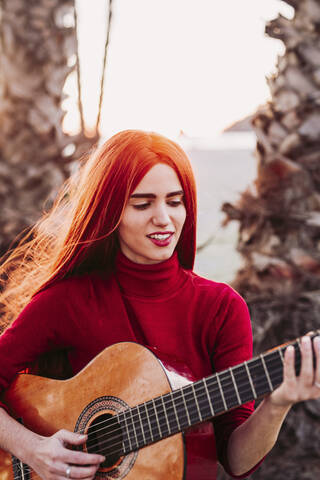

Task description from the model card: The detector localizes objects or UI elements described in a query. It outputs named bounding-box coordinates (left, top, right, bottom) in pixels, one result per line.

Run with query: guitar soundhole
left=75, top=395, right=137, bottom=478
left=86, top=413, right=122, bottom=468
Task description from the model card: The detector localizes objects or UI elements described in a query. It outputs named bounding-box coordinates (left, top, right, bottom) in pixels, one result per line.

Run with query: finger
left=55, top=430, right=88, bottom=446
left=313, top=336, right=320, bottom=387
left=60, top=449, right=105, bottom=466
left=61, top=464, right=100, bottom=479
left=299, top=336, right=313, bottom=386
left=283, top=345, right=296, bottom=385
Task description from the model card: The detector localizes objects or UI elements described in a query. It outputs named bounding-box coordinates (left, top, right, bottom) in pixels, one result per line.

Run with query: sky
left=63, top=0, right=294, bottom=141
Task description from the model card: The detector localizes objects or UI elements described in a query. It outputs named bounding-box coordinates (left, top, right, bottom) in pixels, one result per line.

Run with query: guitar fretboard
left=117, top=337, right=306, bottom=455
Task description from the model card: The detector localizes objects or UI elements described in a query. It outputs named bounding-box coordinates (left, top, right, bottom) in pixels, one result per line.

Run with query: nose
left=152, top=203, right=170, bottom=227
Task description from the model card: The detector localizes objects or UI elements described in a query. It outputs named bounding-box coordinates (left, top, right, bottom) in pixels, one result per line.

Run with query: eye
left=168, top=200, right=183, bottom=207
left=133, top=203, right=150, bottom=210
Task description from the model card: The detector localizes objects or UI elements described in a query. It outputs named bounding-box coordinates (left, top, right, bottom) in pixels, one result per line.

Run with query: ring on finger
left=66, top=466, right=71, bottom=479
left=314, top=381, right=320, bottom=389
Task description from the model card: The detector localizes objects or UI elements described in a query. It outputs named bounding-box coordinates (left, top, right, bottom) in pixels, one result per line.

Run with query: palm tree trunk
left=222, top=1, right=320, bottom=478
left=0, top=0, right=98, bottom=255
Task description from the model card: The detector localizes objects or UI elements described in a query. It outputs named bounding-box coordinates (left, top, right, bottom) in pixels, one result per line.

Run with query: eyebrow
left=130, top=190, right=184, bottom=199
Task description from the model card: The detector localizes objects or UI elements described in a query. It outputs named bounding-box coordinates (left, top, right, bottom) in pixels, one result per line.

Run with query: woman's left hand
left=269, top=335, right=320, bottom=408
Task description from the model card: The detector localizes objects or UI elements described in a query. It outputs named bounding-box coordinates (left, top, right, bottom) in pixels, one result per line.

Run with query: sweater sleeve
left=0, top=282, right=71, bottom=409
left=209, top=286, right=264, bottom=478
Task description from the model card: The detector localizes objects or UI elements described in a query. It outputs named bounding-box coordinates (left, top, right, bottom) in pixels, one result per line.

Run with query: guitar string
left=84, top=347, right=295, bottom=440
left=13, top=338, right=310, bottom=476
left=18, top=349, right=302, bottom=475
left=85, top=371, right=277, bottom=448
left=92, top=338, right=307, bottom=438
left=85, top=368, right=288, bottom=454
left=84, top=368, right=289, bottom=458
left=83, top=346, right=292, bottom=437
left=84, top=360, right=296, bottom=456
left=84, top=349, right=300, bottom=451
left=13, top=360, right=289, bottom=478
left=20, top=336, right=314, bottom=476
left=13, top=463, right=31, bottom=480
left=83, top=370, right=288, bottom=456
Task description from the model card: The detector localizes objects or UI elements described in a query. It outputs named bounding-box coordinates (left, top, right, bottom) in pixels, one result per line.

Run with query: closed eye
left=133, top=203, right=150, bottom=210
left=168, top=200, right=183, bottom=207
left=133, top=200, right=183, bottom=210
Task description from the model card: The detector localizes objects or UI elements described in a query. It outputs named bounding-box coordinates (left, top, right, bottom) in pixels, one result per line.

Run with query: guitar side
left=0, top=343, right=185, bottom=480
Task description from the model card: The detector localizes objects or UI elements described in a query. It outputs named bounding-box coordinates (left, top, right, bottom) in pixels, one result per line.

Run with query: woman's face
left=118, top=163, right=186, bottom=264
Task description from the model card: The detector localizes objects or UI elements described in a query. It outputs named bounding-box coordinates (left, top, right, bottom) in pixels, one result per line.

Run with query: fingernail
left=286, top=345, right=294, bottom=354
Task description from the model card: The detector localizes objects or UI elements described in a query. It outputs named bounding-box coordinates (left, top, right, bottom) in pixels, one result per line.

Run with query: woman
left=0, top=130, right=319, bottom=480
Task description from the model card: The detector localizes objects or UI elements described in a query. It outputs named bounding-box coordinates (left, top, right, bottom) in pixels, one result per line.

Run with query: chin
left=152, top=249, right=174, bottom=262
left=142, top=248, right=174, bottom=264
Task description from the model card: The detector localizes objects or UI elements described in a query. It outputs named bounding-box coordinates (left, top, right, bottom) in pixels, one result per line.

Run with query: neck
left=115, top=250, right=186, bottom=298
left=116, top=332, right=317, bottom=455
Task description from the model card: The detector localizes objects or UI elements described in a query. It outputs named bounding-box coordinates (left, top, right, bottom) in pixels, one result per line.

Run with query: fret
left=146, top=400, right=161, bottom=441
left=152, top=399, right=162, bottom=439
left=244, top=361, right=257, bottom=400
left=190, top=381, right=211, bottom=420
left=170, top=391, right=181, bottom=430
left=260, top=354, right=274, bottom=391
left=171, top=389, right=190, bottom=429
left=121, top=410, right=132, bottom=453
left=218, top=370, right=239, bottom=409
left=279, top=348, right=284, bottom=363
left=180, top=384, right=201, bottom=425
left=130, top=406, right=144, bottom=448
left=203, top=378, right=215, bottom=417
left=247, top=357, right=272, bottom=397
left=191, top=383, right=203, bottom=421
left=123, top=409, right=139, bottom=451
left=161, top=395, right=171, bottom=435
left=144, top=402, right=154, bottom=442
left=162, top=393, right=179, bottom=433
left=137, top=404, right=146, bottom=445
left=205, top=376, right=226, bottom=414
left=263, top=350, right=284, bottom=390
left=179, top=388, right=191, bottom=426
left=138, top=403, right=153, bottom=445
left=216, top=373, right=228, bottom=410
left=229, top=367, right=241, bottom=405
left=154, top=396, right=170, bottom=437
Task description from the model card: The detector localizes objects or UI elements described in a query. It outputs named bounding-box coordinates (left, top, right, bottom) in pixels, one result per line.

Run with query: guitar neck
left=119, top=331, right=319, bottom=455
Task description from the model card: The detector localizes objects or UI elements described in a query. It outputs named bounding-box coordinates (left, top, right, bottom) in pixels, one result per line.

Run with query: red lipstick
left=147, top=232, right=174, bottom=247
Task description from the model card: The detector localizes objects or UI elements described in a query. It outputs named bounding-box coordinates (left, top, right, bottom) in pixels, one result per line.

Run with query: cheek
left=118, top=211, right=145, bottom=240
left=178, top=207, right=187, bottom=229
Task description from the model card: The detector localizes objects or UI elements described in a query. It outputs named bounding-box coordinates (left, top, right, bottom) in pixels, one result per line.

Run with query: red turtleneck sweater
left=0, top=252, right=261, bottom=479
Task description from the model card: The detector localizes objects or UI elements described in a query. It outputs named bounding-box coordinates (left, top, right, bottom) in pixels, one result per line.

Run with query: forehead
left=133, top=164, right=182, bottom=194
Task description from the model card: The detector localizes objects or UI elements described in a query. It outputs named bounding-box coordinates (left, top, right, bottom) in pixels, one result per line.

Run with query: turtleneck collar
left=114, top=250, right=187, bottom=298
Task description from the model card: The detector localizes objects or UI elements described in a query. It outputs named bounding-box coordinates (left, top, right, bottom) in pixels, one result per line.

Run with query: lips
left=147, top=232, right=172, bottom=240
left=146, top=231, right=174, bottom=247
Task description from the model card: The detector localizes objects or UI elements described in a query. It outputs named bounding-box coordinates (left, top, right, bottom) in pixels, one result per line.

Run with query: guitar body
left=0, top=343, right=216, bottom=480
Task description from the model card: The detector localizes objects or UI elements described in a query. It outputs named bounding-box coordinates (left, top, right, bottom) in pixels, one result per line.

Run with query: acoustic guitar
left=0, top=332, right=318, bottom=480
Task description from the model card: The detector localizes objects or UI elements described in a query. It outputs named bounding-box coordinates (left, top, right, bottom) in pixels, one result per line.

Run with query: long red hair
left=0, top=130, right=197, bottom=328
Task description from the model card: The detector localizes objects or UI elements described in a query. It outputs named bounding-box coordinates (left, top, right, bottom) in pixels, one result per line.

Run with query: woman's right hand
left=28, top=429, right=105, bottom=480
